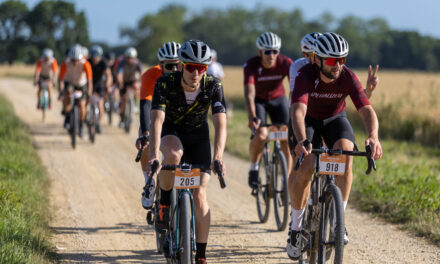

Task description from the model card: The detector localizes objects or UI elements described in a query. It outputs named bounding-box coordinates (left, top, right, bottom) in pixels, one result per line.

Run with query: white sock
left=290, top=207, right=305, bottom=231
left=343, top=201, right=348, bottom=211
left=249, top=162, right=259, bottom=171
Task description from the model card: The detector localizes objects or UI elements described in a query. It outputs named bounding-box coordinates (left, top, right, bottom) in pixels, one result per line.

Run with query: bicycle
left=86, top=94, right=100, bottom=143
left=145, top=160, right=226, bottom=264
left=123, top=88, right=136, bottom=133
left=104, top=88, right=115, bottom=125
left=38, top=80, right=50, bottom=121
left=69, top=89, right=83, bottom=149
left=294, top=141, right=376, bottom=264
left=251, top=123, right=289, bottom=231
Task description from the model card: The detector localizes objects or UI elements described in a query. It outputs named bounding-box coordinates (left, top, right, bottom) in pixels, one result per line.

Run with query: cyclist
left=59, top=44, right=93, bottom=137
left=117, top=47, right=143, bottom=127
left=104, top=51, right=120, bottom=111
left=88, top=45, right=113, bottom=133
left=137, top=41, right=182, bottom=209
left=34, top=48, right=58, bottom=109
left=286, top=32, right=383, bottom=260
left=206, top=49, right=224, bottom=80
left=146, top=40, right=227, bottom=264
left=244, top=32, right=293, bottom=189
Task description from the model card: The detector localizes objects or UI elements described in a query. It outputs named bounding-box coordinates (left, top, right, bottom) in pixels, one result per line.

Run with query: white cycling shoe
left=141, top=178, right=155, bottom=209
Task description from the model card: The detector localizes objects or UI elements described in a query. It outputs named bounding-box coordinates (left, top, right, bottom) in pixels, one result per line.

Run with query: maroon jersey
left=291, top=64, right=370, bottom=120
left=244, top=54, right=293, bottom=100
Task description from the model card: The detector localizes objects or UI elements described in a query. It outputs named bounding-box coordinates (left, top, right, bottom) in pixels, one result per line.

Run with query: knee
left=255, top=129, right=267, bottom=141
left=164, top=149, right=183, bottom=163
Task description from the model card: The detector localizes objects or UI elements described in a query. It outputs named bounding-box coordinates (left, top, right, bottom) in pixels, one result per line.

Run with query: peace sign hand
left=366, top=65, right=380, bottom=97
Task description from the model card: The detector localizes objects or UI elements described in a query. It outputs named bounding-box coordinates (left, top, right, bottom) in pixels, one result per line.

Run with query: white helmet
left=125, top=47, right=137, bottom=58
left=178, top=40, right=212, bottom=65
left=90, top=45, right=103, bottom=58
left=42, top=48, right=53, bottom=59
left=313, top=32, right=349, bottom=58
left=256, top=32, right=281, bottom=50
left=68, top=44, right=83, bottom=60
left=301, top=32, right=322, bottom=53
left=157, top=41, right=181, bottom=61
left=82, top=46, right=89, bottom=58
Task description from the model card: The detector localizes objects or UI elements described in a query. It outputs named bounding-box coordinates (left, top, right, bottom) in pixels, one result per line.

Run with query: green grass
left=0, top=95, right=56, bottom=263
left=221, top=96, right=440, bottom=246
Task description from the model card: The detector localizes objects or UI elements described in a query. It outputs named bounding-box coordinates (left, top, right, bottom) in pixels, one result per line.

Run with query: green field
left=0, top=95, right=56, bottom=263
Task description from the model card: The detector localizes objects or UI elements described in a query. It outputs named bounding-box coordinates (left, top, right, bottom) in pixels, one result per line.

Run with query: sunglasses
left=184, top=63, right=208, bottom=73
left=324, top=57, right=347, bottom=66
left=263, top=49, right=279, bottom=55
left=162, top=62, right=179, bottom=71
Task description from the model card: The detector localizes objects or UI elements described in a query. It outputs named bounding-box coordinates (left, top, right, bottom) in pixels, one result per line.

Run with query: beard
left=320, top=66, right=341, bottom=80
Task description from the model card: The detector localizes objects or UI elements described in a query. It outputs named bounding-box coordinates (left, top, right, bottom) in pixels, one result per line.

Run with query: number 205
left=180, top=177, right=195, bottom=186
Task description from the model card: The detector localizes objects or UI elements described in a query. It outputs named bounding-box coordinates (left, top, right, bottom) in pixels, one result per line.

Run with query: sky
left=20, top=0, right=440, bottom=45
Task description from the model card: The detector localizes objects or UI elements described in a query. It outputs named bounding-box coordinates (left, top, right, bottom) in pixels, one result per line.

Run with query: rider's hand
left=248, top=117, right=261, bottom=130
left=211, top=159, right=226, bottom=176
left=365, top=137, right=383, bottom=160
left=294, top=139, right=312, bottom=158
left=135, top=136, right=149, bottom=150
left=366, top=65, right=379, bottom=96
left=146, top=159, right=161, bottom=178
left=33, top=81, right=38, bottom=87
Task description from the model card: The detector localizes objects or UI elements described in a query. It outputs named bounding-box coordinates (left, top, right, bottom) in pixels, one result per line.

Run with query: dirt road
left=1, top=78, right=439, bottom=263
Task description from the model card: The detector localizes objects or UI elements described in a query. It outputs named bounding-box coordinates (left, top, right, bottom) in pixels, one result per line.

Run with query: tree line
left=2, top=1, right=440, bottom=71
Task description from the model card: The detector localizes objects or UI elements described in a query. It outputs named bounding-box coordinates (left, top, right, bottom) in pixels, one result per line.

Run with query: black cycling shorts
left=120, top=80, right=139, bottom=96
left=161, top=121, right=211, bottom=169
left=93, top=82, right=106, bottom=97
left=255, top=96, right=289, bottom=125
left=64, top=81, right=88, bottom=100
left=291, top=111, right=356, bottom=150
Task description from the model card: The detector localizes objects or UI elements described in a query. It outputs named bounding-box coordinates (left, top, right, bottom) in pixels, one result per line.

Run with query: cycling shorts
left=64, top=81, right=88, bottom=100
left=255, top=96, right=289, bottom=125
left=161, top=121, right=211, bottom=169
left=121, top=80, right=139, bottom=96
left=291, top=111, right=355, bottom=150
left=93, top=82, right=106, bottom=97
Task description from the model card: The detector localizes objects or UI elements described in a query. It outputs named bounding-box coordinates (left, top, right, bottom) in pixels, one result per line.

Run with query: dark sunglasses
left=263, top=49, right=279, bottom=55
left=184, top=63, right=208, bottom=73
left=324, top=57, right=347, bottom=66
left=162, top=62, right=179, bottom=71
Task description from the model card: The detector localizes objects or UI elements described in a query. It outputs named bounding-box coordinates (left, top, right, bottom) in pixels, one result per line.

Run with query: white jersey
left=207, top=61, right=224, bottom=79
left=289, top=57, right=308, bottom=101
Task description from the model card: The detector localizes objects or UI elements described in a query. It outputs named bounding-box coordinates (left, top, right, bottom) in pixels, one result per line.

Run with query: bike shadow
left=51, top=222, right=149, bottom=236
left=207, top=245, right=291, bottom=263
left=57, top=249, right=164, bottom=263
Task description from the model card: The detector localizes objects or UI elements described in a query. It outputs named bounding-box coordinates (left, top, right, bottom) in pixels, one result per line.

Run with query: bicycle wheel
left=273, top=150, right=289, bottom=231
left=41, top=89, right=49, bottom=121
left=107, top=93, right=113, bottom=125
left=88, top=104, right=96, bottom=143
left=70, top=105, right=79, bottom=149
left=178, top=192, right=193, bottom=264
left=299, top=193, right=319, bottom=263
left=256, top=149, right=271, bottom=223
left=124, top=98, right=131, bottom=133
left=318, top=183, right=344, bottom=264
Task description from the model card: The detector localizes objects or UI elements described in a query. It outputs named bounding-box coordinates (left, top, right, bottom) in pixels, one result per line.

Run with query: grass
left=0, top=64, right=34, bottom=80
left=0, top=95, right=56, bottom=263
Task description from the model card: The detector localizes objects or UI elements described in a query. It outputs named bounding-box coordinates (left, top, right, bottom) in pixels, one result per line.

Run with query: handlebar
left=145, top=160, right=226, bottom=189
left=135, top=135, right=149, bottom=162
left=294, top=144, right=377, bottom=175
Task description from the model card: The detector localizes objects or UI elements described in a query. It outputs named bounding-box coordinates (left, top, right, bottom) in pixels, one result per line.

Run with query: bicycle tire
left=124, top=99, right=131, bottom=133
left=179, top=192, right=193, bottom=264
left=256, top=149, right=271, bottom=223
left=88, top=104, right=96, bottom=143
left=70, top=105, right=79, bottom=149
left=273, top=150, right=289, bottom=231
left=107, top=93, right=113, bottom=125
left=41, top=90, right=49, bottom=121
left=318, top=183, right=344, bottom=264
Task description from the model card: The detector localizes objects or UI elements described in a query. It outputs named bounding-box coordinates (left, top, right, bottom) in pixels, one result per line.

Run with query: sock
left=343, top=201, right=348, bottom=211
left=249, top=162, right=259, bottom=171
left=195, top=242, right=207, bottom=259
left=290, top=207, right=305, bottom=231
left=159, top=189, right=171, bottom=206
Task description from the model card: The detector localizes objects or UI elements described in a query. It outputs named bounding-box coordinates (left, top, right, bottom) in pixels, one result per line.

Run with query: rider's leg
left=281, top=140, right=293, bottom=173
left=79, top=99, right=86, bottom=122
left=193, top=172, right=211, bottom=260
left=249, top=126, right=267, bottom=163
left=48, top=82, right=54, bottom=107
left=37, top=85, right=42, bottom=108
left=63, top=89, right=72, bottom=113
left=333, top=138, right=354, bottom=203
left=159, top=135, right=183, bottom=192
left=98, top=96, right=104, bottom=122
left=119, top=86, right=127, bottom=121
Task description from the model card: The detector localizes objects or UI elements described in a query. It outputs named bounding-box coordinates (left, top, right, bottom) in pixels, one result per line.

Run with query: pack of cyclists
left=33, top=30, right=382, bottom=263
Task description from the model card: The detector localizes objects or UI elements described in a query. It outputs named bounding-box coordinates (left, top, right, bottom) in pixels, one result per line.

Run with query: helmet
left=301, top=32, right=322, bottom=53
left=42, top=48, right=53, bottom=59
left=178, top=40, right=212, bottom=65
left=313, top=32, right=349, bottom=58
left=104, top=51, right=115, bottom=61
left=82, top=46, right=89, bottom=58
left=211, top=49, right=217, bottom=59
left=157, top=41, right=181, bottom=61
left=256, top=32, right=281, bottom=50
left=90, top=45, right=103, bottom=58
left=125, top=47, right=137, bottom=58
left=68, top=44, right=83, bottom=60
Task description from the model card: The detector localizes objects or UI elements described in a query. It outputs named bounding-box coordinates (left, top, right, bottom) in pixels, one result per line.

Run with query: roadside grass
left=217, top=97, right=440, bottom=246
left=0, top=64, right=34, bottom=80
left=0, top=95, right=56, bottom=263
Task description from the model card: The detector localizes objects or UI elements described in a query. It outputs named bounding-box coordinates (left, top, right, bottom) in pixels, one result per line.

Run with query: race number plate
left=318, top=153, right=346, bottom=175
left=174, top=168, right=201, bottom=189
left=73, top=90, right=83, bottom=99
left=268, top=125, right=288, bottom=141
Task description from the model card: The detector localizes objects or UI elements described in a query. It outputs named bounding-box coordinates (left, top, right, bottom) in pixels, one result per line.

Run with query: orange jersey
left=140, top=65, right=162, bottom=101
left=36, top=57, right=58, bottom=78
left=59, top=58, right=93, bottom=87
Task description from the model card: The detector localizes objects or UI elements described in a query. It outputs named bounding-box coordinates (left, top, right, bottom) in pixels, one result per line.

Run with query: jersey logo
left=314, top=79, right=320, bottom=89
left=258, top=67, right=263, bottom=75
left=214, top=101, right=224, bottom=108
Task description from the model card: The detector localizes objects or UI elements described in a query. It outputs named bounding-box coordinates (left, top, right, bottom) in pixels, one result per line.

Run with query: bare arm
left=244, top=83, right=260, bottom=129
left=212, top=112, right=227, bottom=175
left=117, top=72, right=123, bottom=89
left=148, top=109, right=165, bottom=161
left=358, top=105, right=382, bottom=159
left=291, top=102, right=311, bottom=156
left=105, top=68, right=113, bottom=90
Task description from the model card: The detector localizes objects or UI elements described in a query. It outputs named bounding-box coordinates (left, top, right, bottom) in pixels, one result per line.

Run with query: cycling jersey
left=244, top=54, right=292, bottom=100
left=117, top=59, right=142, bottom=82
left=288, top=57, right=308, bottom=99
left=36, top=57, right=58, bottom=79
left=89, top=59, right=109, bottom=85
left=291, top=64, right=370, bottom=120
left=140, top=65, right=162, bottom=101
left=59, top=58, right=92, bottom=87
left=151, top=72, right=226, bottom=132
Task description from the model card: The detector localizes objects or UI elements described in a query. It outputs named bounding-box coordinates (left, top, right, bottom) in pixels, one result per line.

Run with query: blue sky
left=21, top=0, right=440, bottom=44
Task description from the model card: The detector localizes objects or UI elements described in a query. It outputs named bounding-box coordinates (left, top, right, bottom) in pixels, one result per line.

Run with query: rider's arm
left=52, top=59, right=58, bottom=83
left=358, top=105, right=379, bottom=141
left=212, top=113, right=227, bottom=161
left=244, top=83, right=257, bottom=123
left=291, top=103, right=308, bottom=143
left=139, top=99, right=151, bottom=135
left=105, top=67, right=113, bottom=89
left=149, top=109, right=164, bottom=160
left=84, top=61, right=93, bottom=96
left=117, top=61, right=124, bottom=88
left=34, top=60, right=41, bottom=85
left=58, top=62, right=67, bottom=91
